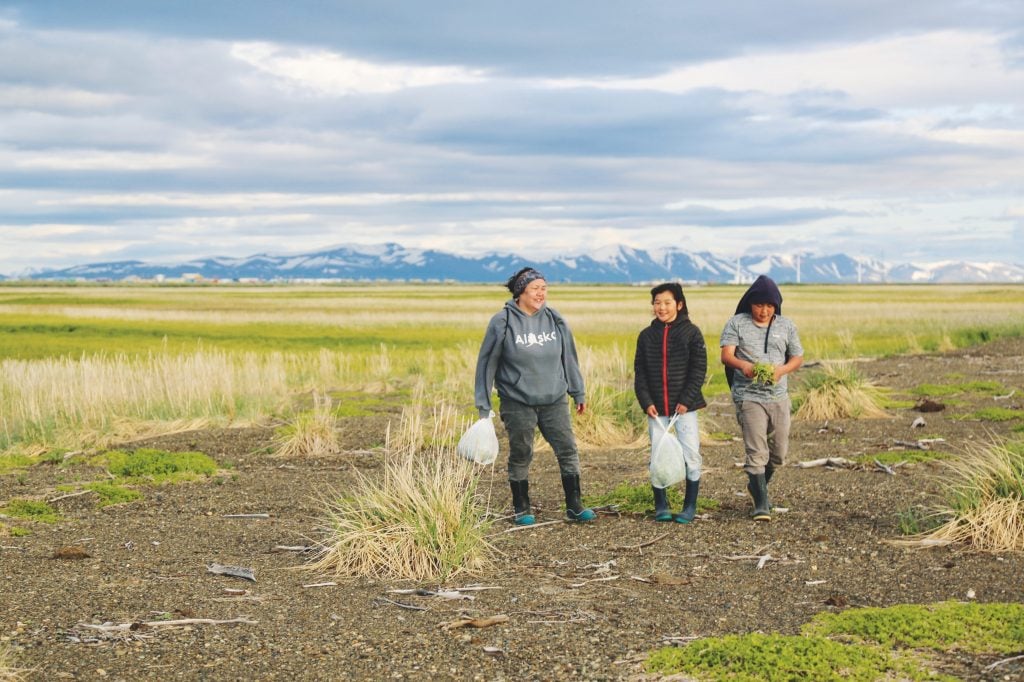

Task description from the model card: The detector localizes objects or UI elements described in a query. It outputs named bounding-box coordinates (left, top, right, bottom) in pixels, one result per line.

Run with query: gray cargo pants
left=499, top=397, right=581, bottom=481
left=736, top=398, right=791, bottom=475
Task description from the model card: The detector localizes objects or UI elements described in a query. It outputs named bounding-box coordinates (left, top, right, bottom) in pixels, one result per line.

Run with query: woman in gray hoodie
left=474, top=267, right=596, bottom=525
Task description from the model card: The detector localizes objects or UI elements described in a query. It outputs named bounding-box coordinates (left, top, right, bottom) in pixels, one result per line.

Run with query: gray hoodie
left=474, top=300, right=585, bottom=417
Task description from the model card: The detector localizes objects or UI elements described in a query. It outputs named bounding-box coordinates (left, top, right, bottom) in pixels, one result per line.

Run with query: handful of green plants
left=751, top=362, right=776, bottom=385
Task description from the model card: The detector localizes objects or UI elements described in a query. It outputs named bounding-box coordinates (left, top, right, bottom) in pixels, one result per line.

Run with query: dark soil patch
left=2, top=341, right=1024, bottom=680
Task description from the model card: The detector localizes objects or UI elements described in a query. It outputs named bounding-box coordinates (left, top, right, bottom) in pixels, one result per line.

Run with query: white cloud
left=229, top=41, right=486, bottom=95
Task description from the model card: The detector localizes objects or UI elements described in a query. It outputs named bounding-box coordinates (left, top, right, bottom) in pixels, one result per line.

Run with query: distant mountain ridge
left=15, top=243, right=1024, bottom=284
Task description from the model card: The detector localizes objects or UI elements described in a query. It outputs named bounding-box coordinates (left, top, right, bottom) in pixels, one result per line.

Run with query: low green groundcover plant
left=853, top=450, right=948, bottom=466
left=803, top=601, right=1024, bottom=654
left=583, top=482, right=719, bottom=515
left=94, top=448, right=219, bottom=483
left=0, top=498, right=61, bottom=524
left=912, top=381, right=1007, bottom=397
left=958, top=407, right=1024, bottom=422
left=645, top=632, right=952, bottom=681
left=85, top=482, right=144, bottom=507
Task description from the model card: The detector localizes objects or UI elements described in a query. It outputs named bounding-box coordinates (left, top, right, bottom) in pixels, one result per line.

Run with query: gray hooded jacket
left=474, top=300, right=585, bottom=417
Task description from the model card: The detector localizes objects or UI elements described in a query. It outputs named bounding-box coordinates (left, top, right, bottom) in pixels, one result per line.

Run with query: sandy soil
left=2, top=339, right=1024, bottom=681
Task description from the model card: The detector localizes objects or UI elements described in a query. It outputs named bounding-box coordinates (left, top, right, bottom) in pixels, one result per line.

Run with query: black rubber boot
left=652, top=486, right=672, bottom=522
left=561, top=473, right=596, bottom=522
left=675, top=478, right=700, bottom=524
left=764, top=464, right=775, bottom=510
left=509, top=480, right=535, bottom=526
left=747, top=472, right=771, bottom=521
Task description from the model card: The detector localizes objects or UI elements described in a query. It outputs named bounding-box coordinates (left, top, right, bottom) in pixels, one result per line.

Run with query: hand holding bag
left=649, top=414, right=686, bottom=489
left=457, top=411, right=499, bottom=465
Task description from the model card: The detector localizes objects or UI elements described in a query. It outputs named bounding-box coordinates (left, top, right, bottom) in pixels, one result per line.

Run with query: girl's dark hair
left=650, top=282, right=687, bottom=308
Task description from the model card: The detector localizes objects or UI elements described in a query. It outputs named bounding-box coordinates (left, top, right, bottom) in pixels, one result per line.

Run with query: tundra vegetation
left=1, top=282, right=1024, bottom=678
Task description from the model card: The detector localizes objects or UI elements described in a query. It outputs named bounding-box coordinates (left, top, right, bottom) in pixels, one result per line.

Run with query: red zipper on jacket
left=661, top=323, right=670, bottom=415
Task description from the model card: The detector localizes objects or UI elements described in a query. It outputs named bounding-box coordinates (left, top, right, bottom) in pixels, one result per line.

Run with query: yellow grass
left=793, top=362, right=890, bottom=421
left=308, top=397, right=495, bottom=581
left=272, top=392, right=341, bottom=458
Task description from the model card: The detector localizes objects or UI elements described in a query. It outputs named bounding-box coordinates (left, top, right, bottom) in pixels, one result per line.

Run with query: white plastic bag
left=649, top=414, right=686, bottom=489
left=457, top=412, right=499, bottom=465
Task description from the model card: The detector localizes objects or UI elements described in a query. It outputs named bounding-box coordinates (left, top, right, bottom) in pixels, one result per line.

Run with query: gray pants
left=500, top=397, right=580, bottom=481
left=736, top=399, right=791, bottom=475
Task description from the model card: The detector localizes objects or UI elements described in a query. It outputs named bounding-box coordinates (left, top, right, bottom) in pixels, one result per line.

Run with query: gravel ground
left=2, top=339, right=1024, bottom=681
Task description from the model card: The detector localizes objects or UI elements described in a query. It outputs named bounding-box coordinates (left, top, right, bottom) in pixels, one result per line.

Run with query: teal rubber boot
left=652, top=486, right=673, bottom=522
left=509, top=480, right=535, bottom=526
left=675, top=478, right=700, bottom=524
left=561, top=473, right=596, bottom=522
left=747, top=472, right=771, bottom=521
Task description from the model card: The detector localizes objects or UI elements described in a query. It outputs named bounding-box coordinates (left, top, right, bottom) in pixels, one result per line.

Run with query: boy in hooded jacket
left=720, top=275, right=803, bottom=521
left=634, top=282, right=708, bottom=523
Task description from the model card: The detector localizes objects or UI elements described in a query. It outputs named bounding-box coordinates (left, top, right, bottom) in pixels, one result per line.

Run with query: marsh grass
left=583, top=482, right=719, bottom=515
left=793, top=362, right=890, bottom=420
left=645, top=632, right=950, bottom=681
left=914, top=441, right=1024, bottom=552
left=273, top=392, right=341, bottom=458
left=93, top=448, right=220, bottom=484
left=0, top=643, right=30, bottom=681
left=308, top=398, right=495, bottom=582
left=959, top=407, right=1024, bottom=422
left=85, top=482, right=144, bottom=507
left=0, top=499, right=60, bottom=524
left=803, top=601, right=1024, bottom=654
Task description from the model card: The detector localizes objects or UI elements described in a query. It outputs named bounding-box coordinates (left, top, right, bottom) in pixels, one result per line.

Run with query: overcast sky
left=2, top=1, right=1023, bottom=276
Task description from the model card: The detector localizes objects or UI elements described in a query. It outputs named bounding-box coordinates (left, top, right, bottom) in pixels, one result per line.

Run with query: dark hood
left=735, top=275, right=783, bottom=314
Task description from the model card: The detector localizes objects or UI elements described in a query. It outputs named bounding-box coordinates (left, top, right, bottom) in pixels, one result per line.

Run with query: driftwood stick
left=893, top=439, right=929, bottom=451
left=47, top=490, right=95, bottom=503
left=984, top=653, right=1024, bottom=672
left=373, top=596, right=427, bottom=611
left=501, top=519, right=564, bottom=533
left=78, top=617, right=257, bottom=632
left=797, top=457, right=853, bottom=468
left=224, top=513, right=271, bottom=519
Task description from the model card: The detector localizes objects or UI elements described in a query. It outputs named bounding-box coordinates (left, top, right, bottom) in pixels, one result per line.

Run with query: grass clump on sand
left=0, top=498, right=61, bottom=524
left=0, top=642, right=31, bottom=681
left=94, top=448, right=219, bottom=484
left=583, top=482, right=719, bottom=515
left=793, top=362, right=889, bottom=420
left=645, top=632, right=951, bottom=681
left=0, top=522, right=31, bottom=538
left=308, top=401, right=495, bottom=582
left=910, top=441, right=1024, bottom=552
left=803, top=601, right=1024, bottom=654
left=272, top=392, right=341, bottom=458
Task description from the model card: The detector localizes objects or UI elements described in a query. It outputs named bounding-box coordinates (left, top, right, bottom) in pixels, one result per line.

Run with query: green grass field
left=1, top=282, right=1022, bottom=454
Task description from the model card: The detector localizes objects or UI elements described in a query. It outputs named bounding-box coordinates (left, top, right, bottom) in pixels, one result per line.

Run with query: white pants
left=648, top=412, right=701, bottom=481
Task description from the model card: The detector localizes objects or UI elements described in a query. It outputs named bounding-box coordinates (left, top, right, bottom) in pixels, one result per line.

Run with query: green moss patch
left=0, top=452, right=35, bottom=475
left=853, top=450, right=949, bottom=466
left=0, top=498, right=61, bottom=524
left=912, top=381, right=1008, bottom=397
left=803, top=601, right=1024, bottom=654
left=957, top=407, right=1024, bottom=422
left=583, top=482, right=718, bottom=515
left=93, top=448, right=219, bottom=484
left=85, top=482, right=144, bottom=507
left=645, top=632, right=951, bottom=681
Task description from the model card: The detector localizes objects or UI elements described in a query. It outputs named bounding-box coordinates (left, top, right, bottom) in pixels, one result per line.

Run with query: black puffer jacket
left=634, top=314, right=708, bottom=416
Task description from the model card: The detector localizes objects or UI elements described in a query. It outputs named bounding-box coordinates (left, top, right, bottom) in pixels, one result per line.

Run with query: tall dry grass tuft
left=0, top=348, right=351, bottom=452
left=308, top=395, right=495, bottom=581
left=273, top=392, right=341, bottom=458
left=573, top=345, right=647, bottom=448
left=0, top=643, right=29, bottom=681
left=793, top=362, right=889, bottom=421
left=916, top=441, right=1024, bottom=553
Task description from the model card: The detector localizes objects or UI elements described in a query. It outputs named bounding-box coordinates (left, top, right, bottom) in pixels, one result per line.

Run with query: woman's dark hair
left=650, top=282, right=687, bottom=309
left=506, top=267, right=545, bottom=298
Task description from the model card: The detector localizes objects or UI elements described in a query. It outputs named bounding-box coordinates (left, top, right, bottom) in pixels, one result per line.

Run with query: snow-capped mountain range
left=12, top=243, right=1024, bottom=284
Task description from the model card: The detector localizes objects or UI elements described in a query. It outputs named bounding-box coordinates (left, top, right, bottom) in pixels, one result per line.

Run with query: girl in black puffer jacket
left=633, top=282, right=707, bottom=523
